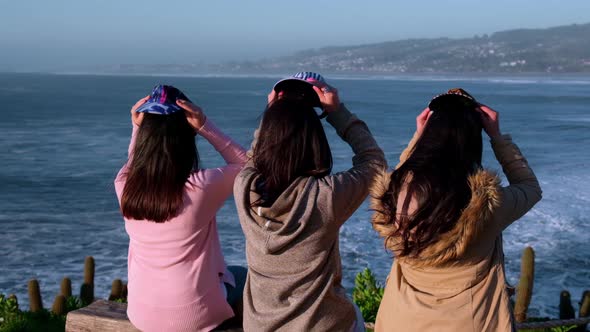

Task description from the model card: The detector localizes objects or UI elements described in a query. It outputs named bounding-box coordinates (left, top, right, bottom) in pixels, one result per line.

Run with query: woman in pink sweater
left=114, top=85, right=248, bottom=332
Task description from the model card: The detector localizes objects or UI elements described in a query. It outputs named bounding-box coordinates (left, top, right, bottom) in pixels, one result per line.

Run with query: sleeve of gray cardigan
left=323, top=104, right=387, bottom=226
left=491, top=134, right=542, bottom=232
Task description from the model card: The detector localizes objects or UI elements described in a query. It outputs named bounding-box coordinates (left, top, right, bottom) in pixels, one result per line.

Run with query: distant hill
left=86, top=22, right=590, bottom=75
left=214, top=22, right=590, bottom=74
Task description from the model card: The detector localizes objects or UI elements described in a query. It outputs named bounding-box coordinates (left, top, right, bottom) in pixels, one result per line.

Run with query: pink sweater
left=115, top=119, right=247, bottom=332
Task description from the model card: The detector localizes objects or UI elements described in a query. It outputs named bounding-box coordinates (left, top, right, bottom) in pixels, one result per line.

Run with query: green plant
left=27, top=280, right=43, bottom=313
left=515, top=246, right=535, bottom=322
left=5, top=296, right=17, bottom=312
left=352, top=268, right=384, bottom=323
left=520, top=317, right=577, bottom=332
left=0, top=294, right=21, bottom=327
left=0, top=310, right=66, bottom=332
left=65, top=296, right=82, bottom=313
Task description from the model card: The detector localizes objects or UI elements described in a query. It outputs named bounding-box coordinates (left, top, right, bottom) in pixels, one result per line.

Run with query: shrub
left=352, top=268, right=384, bottom=323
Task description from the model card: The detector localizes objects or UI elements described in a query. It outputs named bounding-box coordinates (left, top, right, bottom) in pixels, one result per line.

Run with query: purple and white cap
left=272, top=72, right=326, bottom=108
left=135, top=84, right=191, bottom=115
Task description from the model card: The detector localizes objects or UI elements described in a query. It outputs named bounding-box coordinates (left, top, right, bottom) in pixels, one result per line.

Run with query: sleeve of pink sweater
left=114, top=124, right=139, bottom=184
left=189, top=119, right=248, bottom=208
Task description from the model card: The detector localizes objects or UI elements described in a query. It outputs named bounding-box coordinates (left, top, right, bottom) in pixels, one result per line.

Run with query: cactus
left=80, top=256, right=95, bottom=305
left=559, top=290, right=576, bottom=319
left=27, top=279, right=43, bottom=312
left=108, top=279, right=123, bottom=301
left=580, top=290, right=590, bottom=315
left=514, top=246, right=535, bottom=322
left=52, top=294, right=66, bottom=316
left=84, top=256, right=95, bottom=285
left=80, top=283, right=94, bottom=306
left=60, top=277, right=72, bottom=298
left=576, top=291, right=590, bottom=332
left=122, top=283, right=128, bottom=301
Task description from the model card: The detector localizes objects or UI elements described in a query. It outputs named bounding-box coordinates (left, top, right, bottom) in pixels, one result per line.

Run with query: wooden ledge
left=65, top=300, right=139, bottom=332
left=65, top=300, right=243, bottom=331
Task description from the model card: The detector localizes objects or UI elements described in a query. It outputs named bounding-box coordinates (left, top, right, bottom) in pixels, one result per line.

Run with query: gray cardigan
left=234, top=104, right=387, bottom=332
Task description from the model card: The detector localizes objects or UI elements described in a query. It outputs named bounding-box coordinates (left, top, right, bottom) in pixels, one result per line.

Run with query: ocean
left=0, top=73, right=588, bottom=318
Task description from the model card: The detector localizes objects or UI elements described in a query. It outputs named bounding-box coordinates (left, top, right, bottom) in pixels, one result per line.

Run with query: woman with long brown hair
left=371, top=89, right=542, bottom=331
left=114, top=85, right=247, bottom=332
left=234, top=72, right=387, bottom=332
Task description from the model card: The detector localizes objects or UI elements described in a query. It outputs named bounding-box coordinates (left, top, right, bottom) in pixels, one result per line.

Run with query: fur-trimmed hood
left=370, top=168, right=502, bottom=267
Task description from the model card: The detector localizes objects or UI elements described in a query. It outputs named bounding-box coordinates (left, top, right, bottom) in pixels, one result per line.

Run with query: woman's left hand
left=176, top=99, right=207, bottom=132
left=130, top=96, right=149, bottom=126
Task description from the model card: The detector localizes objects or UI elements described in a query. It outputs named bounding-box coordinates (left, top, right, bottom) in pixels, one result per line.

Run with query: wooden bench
left=65, top=300, right=243, bottom=331
left=66, top=300, right=139, bottom=332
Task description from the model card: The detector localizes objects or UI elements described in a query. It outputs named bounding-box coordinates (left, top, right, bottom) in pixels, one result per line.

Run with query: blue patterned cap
left=272, top=72, right=326, bottom=108
left=135, top=85, right=191, bottom=115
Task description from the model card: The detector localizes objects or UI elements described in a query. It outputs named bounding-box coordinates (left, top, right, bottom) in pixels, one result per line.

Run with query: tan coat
left=371, top=133, right=542, bottom=332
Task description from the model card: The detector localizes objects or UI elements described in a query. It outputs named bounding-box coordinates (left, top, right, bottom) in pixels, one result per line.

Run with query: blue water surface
left=0, top=73, right=588, bottom=317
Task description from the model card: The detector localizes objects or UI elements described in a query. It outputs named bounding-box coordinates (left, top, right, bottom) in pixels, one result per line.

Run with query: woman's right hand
left=176, top=99, right=207, bottom=133
left=478, top=104, right=502, bottom=139
left=312, top=83, right=341, bottom=114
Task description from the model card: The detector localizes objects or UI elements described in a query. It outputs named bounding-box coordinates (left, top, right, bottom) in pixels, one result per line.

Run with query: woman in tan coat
left=371, top=89, right=542, bottom=332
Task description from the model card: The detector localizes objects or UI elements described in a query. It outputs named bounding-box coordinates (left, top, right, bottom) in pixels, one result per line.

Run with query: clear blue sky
left=1, top=0, right=589, bottom=71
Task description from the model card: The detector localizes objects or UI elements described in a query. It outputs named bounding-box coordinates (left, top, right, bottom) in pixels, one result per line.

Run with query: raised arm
left=198, top=118, right=247, bottom=166
left=491, top=134, right=542, bottom=231
left=176, top=100, right=247, bottom=205
left=176, top=99, right=247, bottom=167
left=115, top=96, right=149, bottom=184
left=396, top=107, right=433, bottom=169
left=314, top=84, right=386, bottom=224
left=395, top=131, right=419, bottom=169
left=478, top=105, right=542, bottom=232
left=243, top=89, right=277, bottom=166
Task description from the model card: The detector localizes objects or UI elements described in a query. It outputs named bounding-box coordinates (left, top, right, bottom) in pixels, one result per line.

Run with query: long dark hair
left=252, top=97, right=332, bottom=207
left=121, top=112, right=198, bottom=223
left=380, top=99, right=483, bottom=257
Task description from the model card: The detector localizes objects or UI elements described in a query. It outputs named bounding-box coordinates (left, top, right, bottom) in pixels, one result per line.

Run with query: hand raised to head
left=176, top=99, right=207, bottom=133
left=312, top=83, right=340, bottom=114
left=130, top=96, right=149, bottom=126
left=416, top=107, right=433, bottom=134
left=267, top=89, right=277, bottom=105
left=477, top=104, right=502, bottom=139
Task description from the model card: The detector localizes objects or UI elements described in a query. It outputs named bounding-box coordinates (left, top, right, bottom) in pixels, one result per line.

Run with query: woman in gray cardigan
left=234, top=73, right=387, bottom=332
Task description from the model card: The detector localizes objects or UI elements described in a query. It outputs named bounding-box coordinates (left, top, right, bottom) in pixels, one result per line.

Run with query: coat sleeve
left=490, top=134, right=542, bottom=232
left=395, top=131, right=420, bottom=170
left=322, top=104, right=387, bottom=226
